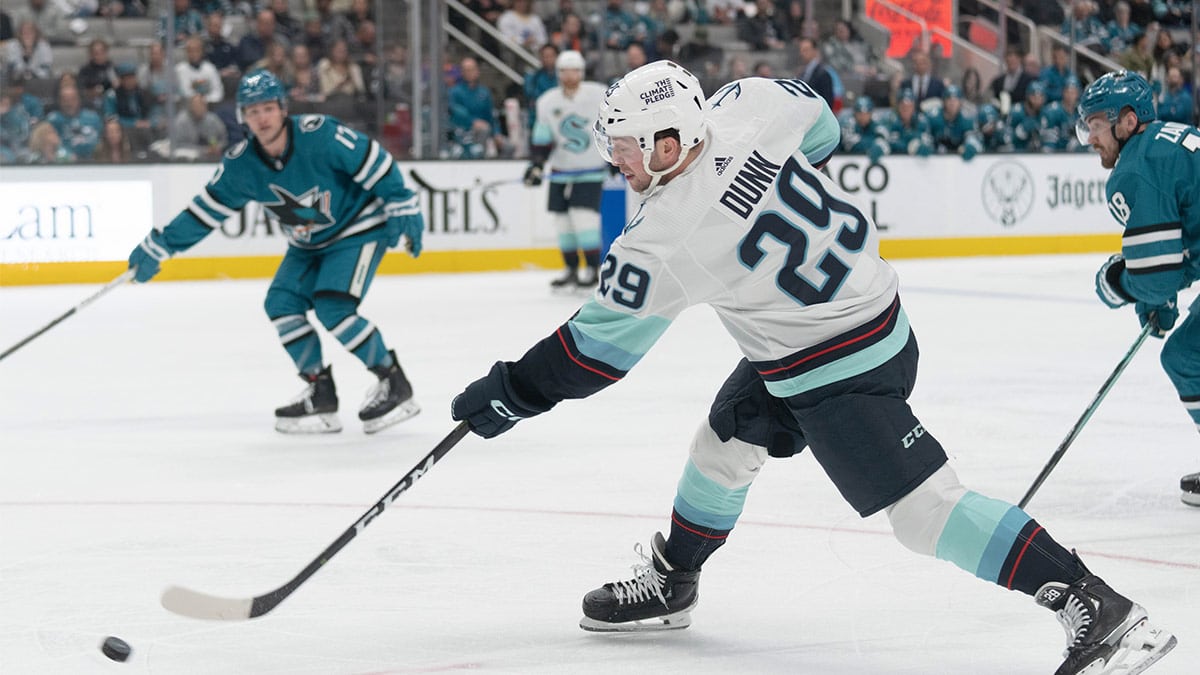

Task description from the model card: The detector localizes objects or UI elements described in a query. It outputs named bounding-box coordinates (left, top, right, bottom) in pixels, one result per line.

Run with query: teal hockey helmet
left=1075, top=70, right=1154, bottom=144
left=236, top=69, right=286, bottom=122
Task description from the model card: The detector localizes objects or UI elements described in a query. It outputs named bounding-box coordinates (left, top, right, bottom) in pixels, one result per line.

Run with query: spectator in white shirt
left=175, top=35, right=224, bottom=104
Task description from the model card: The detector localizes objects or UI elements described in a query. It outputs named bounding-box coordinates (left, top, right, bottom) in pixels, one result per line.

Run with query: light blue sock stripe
left=576, top=230, right=602, bottom=250
left=673, top=459, right=748, bottom=530
left=935, top=491, right=1030, bottom=582
left=557, top=232, right=579, bottom=250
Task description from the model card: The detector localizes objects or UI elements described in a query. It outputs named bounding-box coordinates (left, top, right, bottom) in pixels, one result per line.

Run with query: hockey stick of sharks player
left=1018, top=323, right=1153, bottom=509
left=161, top=421, right=471, bottom=620
left=0, top=269, right=136, bottom=364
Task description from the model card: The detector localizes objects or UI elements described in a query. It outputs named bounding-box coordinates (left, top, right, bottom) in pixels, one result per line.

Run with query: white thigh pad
left=567, top=206, right=601, bottom=232
left=885, top=464, right=967, bottom=556
left=689, top=421, right=769, bottom=490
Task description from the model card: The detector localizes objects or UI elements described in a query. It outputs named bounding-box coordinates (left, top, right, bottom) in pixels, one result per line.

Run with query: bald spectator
left=47, top=85, right=102, bottom=159
left=171, top=93, right=228, bottom=160
left=177, top=36, right=224, bottom=104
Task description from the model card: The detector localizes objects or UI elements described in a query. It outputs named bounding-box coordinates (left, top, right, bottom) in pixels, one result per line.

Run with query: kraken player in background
left=523, top=50, right=609, bottom=290
left=1087, top=70, right=1200, bottom=507
left=126, top=70, right=425, bottom=435
left=452, top=61, right=1176, bottom=674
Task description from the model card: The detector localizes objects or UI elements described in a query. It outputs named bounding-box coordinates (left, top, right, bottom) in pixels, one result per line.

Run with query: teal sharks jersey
left=156, top=114, right=417, bottom=253
left=1109, top=120, right=1200, bottom=305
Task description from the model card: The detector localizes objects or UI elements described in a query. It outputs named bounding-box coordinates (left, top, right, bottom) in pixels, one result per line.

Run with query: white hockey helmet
left=593, top=60, right=707, bottom=189
left=556, top=49, right=585, bottom=75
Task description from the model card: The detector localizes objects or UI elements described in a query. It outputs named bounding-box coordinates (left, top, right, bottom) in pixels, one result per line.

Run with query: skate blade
left=1181, top=491, right=1200, bottom=507
left=275, top=413, right=342, bottom=434
left=579, top=611, right=692, bottom=633
left=1105, top=619, right=1177, bottom=675
left=362, top=399, right=421, bottom=434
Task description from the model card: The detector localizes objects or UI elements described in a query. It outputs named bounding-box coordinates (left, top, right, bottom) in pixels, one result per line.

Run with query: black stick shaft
left=0, top=270, right=134, bottom=363
left=248, top=421, right=471, bottom=617
left=1018, top=324, right=1152, bottom=509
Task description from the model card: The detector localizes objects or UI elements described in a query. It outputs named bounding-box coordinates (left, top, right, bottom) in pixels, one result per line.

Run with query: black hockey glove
left=451, top=362, right=549, bottom=438
left=523, top=163, right=544, bottom=187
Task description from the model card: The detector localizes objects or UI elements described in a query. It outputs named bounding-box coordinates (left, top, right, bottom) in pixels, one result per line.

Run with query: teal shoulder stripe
left=764, top=309, right=910, bottom=397
left=568, top=301, right=672, bottom=370
left=801, top=105, right=841, bottom=165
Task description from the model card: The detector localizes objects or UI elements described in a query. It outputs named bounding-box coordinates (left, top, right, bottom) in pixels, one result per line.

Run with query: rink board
left=0, top=154, right=1122, bottom=285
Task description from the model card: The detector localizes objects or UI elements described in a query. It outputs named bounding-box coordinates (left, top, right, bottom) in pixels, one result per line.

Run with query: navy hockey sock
left=664, top=509, right=730, bottom=572
left=998, top=519, right=1087, bottom=596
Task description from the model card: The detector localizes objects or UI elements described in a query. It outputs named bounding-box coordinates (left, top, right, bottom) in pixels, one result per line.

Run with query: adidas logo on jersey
left=714, top=156, right=732, bottom=176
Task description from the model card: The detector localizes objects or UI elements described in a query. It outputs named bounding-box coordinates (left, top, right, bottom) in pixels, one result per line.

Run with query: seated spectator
left=253, top=41, right=295, bottom=89
left=638, top=0, right=676, bottom=47
left=1119, top=30, right=1155, bottom=79
left=98, top=1, right=146, bottom=19
left=544, top=0, right=576, bottom=36
left=299, top=14, right=328, bottom=64
left=27, top=120, right=74, bottom=163
left=104, top=62, right=160, bottom=131
left=77, top=39, right=116, bottom=109
left=623, top=41, right=648, bottom=78
left=159, top=0, right=203, bottom=43
left=4, top=67, right=46, bottom=123
left=348, top=19, right=377, bottom=73
left=203, top=10, right=239, bottom=76
left=989, top=47, right=1034, bottom=112
left=382, top=44, right=413, bottom=103
left=552, top=13, right=590, bottom=55
left=138, top=41, right=172, bottom=105
left=448, top=56, right=502, bottom=159
left=47, top=85, right=100, bottom=157
left=168, top=93, right=228, bottom=160
left=314, top=0, right=354, bottom=49
left=10, top=0, right=71, bottom=45
left=269, top=0, right=301, bottom=43
left=1039, top=43, right=1077, bottom=103
left=959, top=66, right=984, bottom=118
left=237, top=10, right=289, bottom=73
left=344, top=0, right=373, bottom=31
left=524, top=44, right=559, bottom=129
left=599, top=0, right=639, bottom=51
left=4, top=20, right=53, bottom=80
left=1157, top=66, right=1193, bottom=124
left=497, top=0, right=547, bottom=53
left=1061, top=0, right=1106, bottom=52
left=822, top=19, right=879, bottom=81
left=737, top=0, right=788, bottom=52
left=1104, top=1, right=1141, bottom=54
left=796, top=37, right=836, bottom=110
left=0, top=88, right=33, bottom=163
left=1041, top=76, right=1085, bottom=151
left=1152, top=28, right=1187, bottom=78
left=177, top=36, right=225, bottom=104
left=677, top=26, right=724, bottom=81
left=289, top=44, right=323, bottom=102
left=317, top=39, right=365, bottom=99
left=753, top=60, right=773, bottom=77
left=94, top=116, right=133, bottom=163
left=706, top=0, right=742, bottom=25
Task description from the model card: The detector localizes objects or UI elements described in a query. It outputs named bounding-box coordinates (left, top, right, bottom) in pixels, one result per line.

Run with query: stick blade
left=161, top=585, right=255, bottom=621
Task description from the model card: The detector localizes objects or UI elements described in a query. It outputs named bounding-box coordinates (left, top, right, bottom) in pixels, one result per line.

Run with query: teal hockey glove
left=451, top=362, right=549, bottom=438
left=1095, top=254, right=1136, bottom=308
left=127, top=231, right=171, bottom=283
left=1136, top=299, right=1177, bottom=338
left=385, top=196, right=423, bottom=257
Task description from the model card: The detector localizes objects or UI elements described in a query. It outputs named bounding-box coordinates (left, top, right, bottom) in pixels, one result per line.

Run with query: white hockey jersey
left=531, top=81, right=610, bottom=182
left=509, top=78, right=905, bottom=404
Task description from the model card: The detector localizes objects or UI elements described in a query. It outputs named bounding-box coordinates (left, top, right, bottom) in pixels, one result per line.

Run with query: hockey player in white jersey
left=523, top=50, right=610, bottom=289
left=451, top=62, right=1176, bottom=674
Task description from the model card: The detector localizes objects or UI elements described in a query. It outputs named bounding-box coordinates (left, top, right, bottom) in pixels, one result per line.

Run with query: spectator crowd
left=0, top=0, right=1196, bottom=165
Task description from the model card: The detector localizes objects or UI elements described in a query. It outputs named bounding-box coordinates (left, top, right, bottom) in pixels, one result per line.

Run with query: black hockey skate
left=580, top=532, right=699, bottom=632
left=358, top=351, right=420, bottom=434
left=275, top=365, right=341, bottom=434
left=1181, top=472, right=1200, bottom=507
left=549, top=267, right=578, bottom=292
left=1035, top=563, right=1176, bottom=675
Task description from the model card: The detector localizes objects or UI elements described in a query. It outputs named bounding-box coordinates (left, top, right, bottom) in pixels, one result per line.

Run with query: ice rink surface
left=1, top=254, right=1197, bottom=674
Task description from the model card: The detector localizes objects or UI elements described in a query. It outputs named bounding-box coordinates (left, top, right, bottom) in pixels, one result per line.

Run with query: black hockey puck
left=100, top=636, right=131, bottom=662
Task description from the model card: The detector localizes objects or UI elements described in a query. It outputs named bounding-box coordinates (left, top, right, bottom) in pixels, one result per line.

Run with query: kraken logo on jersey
left=263, top=184, right=335, bottom=242
left=559, top=114, right=593, bottom=153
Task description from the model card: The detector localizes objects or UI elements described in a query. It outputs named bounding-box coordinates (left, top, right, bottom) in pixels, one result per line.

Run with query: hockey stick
left=0, top=269, right=135, bottom=364
left=161, top=421, right=472, bottom=621
left=1018, top=323, right=1153, bottom=509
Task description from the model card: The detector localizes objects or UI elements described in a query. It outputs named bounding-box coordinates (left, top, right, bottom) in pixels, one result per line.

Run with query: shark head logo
left=263, top=184, right=335, bottom=242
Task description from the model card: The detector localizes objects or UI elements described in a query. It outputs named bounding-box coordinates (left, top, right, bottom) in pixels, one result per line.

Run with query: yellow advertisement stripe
left=0, top=235, right=1121, bottom=286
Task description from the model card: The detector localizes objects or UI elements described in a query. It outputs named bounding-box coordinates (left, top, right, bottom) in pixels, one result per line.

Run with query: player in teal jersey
left=883, top=89, right=934, bottom=156
left=1008, top=79, right=1051, bottom=151
left=126, top=70, right=425, bottom=435
left=1086, top=70, right=1200, bottom=506
left=927, top=85, right=982, bottom=160
left=838, top=96, right=889, bottom=163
